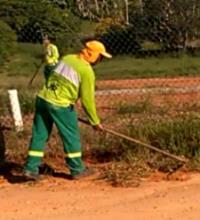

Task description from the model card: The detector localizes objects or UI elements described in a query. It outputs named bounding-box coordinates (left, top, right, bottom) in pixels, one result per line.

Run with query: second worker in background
left=43, top=35, right=59, bottom=80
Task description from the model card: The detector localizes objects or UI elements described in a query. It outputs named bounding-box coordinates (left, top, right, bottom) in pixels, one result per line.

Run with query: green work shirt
left=38, top=54, right=100, bottom=125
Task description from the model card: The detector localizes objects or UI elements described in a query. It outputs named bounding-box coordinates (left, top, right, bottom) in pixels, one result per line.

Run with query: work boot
left=23, top=170, right=40, bottom=181
left=72, top=167, right=95, bottom=180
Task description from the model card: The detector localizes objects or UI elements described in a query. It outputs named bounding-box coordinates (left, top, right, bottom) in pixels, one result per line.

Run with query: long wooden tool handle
left=78, top=118, right=188, bottom=163
left=28, top=60, right=44, bottom=87
left=103, top=127, right=188, bottom=163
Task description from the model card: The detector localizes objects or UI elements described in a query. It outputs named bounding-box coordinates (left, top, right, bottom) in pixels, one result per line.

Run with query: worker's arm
left=79, top=67, right=100, bottom=126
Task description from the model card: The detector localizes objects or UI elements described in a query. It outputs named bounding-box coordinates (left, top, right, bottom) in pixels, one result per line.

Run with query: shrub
left=127, top=117, right=200, bottom=158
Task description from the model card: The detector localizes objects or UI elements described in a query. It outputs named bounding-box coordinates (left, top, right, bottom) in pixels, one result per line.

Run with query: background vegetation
left=0, top=0, right=199, bottom=80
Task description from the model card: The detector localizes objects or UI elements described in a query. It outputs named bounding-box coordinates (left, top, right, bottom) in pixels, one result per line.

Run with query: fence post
left=8, top=89, right=24, bottom=132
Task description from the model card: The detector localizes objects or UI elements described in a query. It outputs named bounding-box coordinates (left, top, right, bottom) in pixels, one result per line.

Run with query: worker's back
left=38, top=54, right=95, bottom=107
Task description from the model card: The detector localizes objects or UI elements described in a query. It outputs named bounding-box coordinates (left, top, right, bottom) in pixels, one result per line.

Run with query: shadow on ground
left=0, top=162, right=72, bottom=183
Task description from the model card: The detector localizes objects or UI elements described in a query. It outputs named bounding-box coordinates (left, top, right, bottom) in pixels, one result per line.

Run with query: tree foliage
left=97, top=0, right=200, bottom=54
left=140, top=0, right=200, bottom=49
left=0, top=0, right=81, bottom=51
left=0, top=0, right=199, bottom=56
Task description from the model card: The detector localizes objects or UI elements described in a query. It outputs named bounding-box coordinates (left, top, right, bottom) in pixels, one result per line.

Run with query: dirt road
left=0, top=174, right=200, bottom=220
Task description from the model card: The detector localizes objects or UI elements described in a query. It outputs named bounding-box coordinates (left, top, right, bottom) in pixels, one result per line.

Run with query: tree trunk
left=94, top=0, right=99, bottom=14
left=139, top=0, right=143, bottom=14
left=124, top=0, right=129, bottom=25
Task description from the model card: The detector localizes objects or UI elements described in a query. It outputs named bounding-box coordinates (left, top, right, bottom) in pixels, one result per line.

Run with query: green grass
left=95, top=55, right=200, bottom=80
left=82, top=113, right=200, bottom=186
left=2, top=43, right=43, bottom=77
left=87, top=101, right=200, bottom=164
left=0, top=43, right=45, bottom=90
left=0, top=43, right=200, bottom=90
left=117, top=99, right=155, bottom=114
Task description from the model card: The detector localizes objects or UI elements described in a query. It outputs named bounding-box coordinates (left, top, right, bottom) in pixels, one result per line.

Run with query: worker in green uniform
left=24, top=40, right=112, bottom=181
left=43, top=36, right=59, bottom=80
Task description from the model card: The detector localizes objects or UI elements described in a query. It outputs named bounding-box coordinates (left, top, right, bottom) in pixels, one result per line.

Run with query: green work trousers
left=44, top=64, right=56, bottom=81
left=25, top=97, right=85, bottom=176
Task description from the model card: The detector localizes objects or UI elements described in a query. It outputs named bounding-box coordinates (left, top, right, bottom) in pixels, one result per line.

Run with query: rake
left=78, top=118, right=188, bottom=163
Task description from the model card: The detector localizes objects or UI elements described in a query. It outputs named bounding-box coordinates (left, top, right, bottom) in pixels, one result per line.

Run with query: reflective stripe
left=54, top=61, right=80, bottom=87
left=28, top=150, right=44, bottom=157
left=65, top=152, right=82, bottom=158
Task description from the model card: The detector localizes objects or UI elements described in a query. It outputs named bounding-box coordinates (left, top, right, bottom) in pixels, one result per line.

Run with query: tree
left=74, top=0, right=129, bottom=23
left=0, top=0, right=81, bottom=51
left=99, top=24, right=141, bottom=55
left=142, top=0, right=200, bottom=50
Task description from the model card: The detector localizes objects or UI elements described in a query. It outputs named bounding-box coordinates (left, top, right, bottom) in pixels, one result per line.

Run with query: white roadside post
left=8, top=89, right=24, bottom=132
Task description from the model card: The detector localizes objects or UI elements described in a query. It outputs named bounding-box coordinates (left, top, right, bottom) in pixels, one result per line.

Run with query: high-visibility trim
left=65, top=152, right=82, bottom=158
left=28, top=150, right=44, bottom=157
left=54, top=61, right=80, bottom=87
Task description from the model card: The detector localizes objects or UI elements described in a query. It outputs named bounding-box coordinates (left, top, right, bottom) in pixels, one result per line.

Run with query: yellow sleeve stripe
left=65, top=152, right=82, bottom=158
left=28, top=150, right=44, bottom=157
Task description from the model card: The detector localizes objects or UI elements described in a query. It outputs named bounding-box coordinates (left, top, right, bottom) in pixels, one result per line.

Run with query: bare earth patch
left=1, top=76, right=200, bottom=220
left=0, top=173, right=200, bottom=220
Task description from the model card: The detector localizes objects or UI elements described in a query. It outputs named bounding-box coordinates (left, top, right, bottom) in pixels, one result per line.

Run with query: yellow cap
left=86, top=41, right=112, bottom=58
